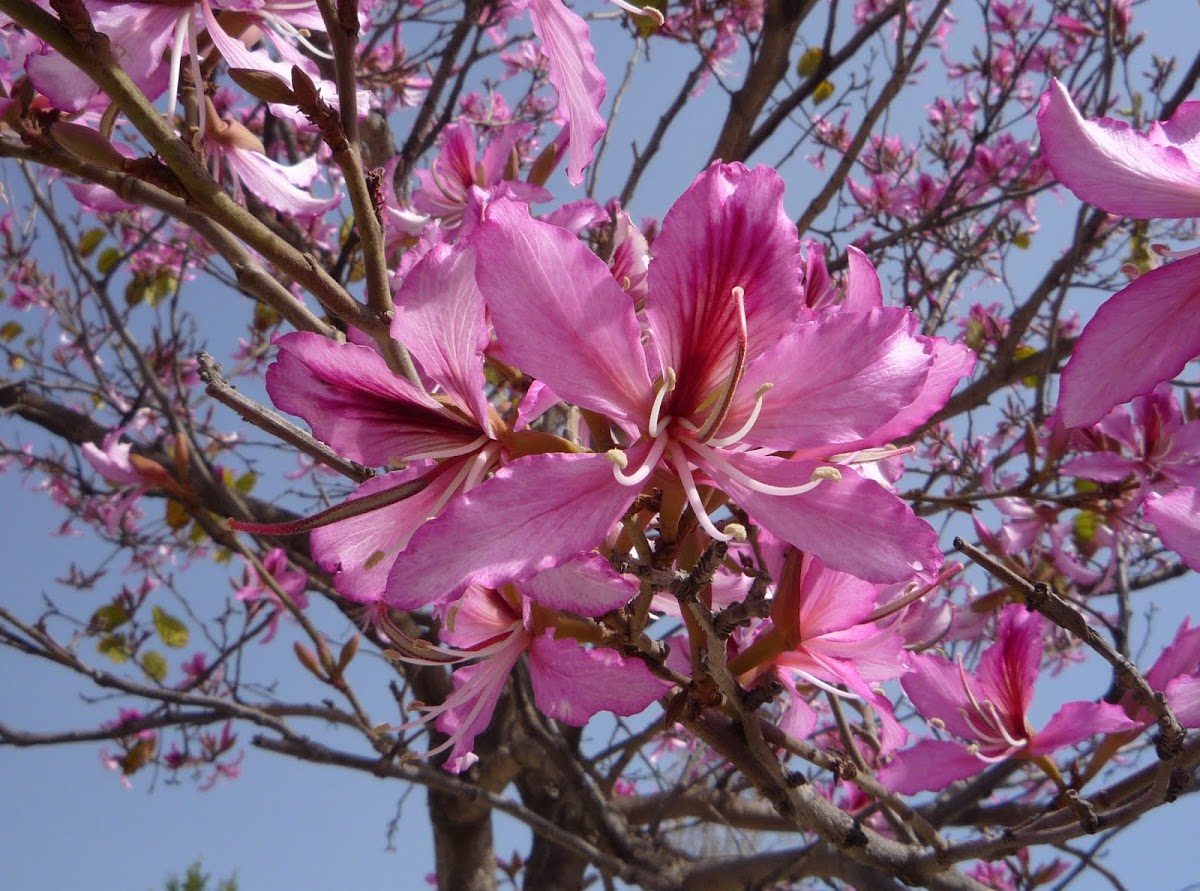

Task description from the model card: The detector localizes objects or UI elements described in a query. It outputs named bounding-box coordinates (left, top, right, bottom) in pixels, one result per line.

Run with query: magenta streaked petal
left=974, top=605, right=1042, bottom=721
left=730, top=308, right=934, bottom=452
left=439, top=586, right=523, bottom=649
left=1057, top=255, right=1200, bottom=428
left=1060, top=453, right=1142, bottom=483
left=1030, top=701, right=1139, bottom=754
left=519, top=555, right=638, bottom=617
left=392, top=244, right=492, bottom=431
left=1145, top=487, right=1200, bottom=571
left=877, top=739, right=986, bottom=794
left=266, top=332, right=482, bottom=466
left=529, top=631, right=669, bottom=725
left=706, top=452, right=941, bottom=583
left=1038, top=79, right=1200, bottom=219
left=384, top=451, right=637, bottom=609
left=473, top=198, right=652, bottom=425
left=527, top=0, right=605, bottom=186
left=645, top=163, right=803, bottom=415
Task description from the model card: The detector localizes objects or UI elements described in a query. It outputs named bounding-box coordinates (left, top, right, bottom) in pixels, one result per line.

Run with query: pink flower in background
left=1037, top=79, right=1200, bottom=427
left=880, top=604, right=1137, bottom=794
left=233, top=547, right=309, bottom=643
left=395, top=579, right=667, bottom=773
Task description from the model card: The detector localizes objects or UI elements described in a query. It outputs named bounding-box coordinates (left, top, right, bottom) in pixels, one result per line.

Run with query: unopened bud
left=228, top=68, right=297, bottom=106
left=50, top=122, right=124, bottom=170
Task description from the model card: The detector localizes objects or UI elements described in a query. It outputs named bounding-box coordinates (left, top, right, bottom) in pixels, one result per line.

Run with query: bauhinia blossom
left=389, top=578, right=668, bottom=773
left=384, top=162, right=971, bottom=611
left=1037, top=79, right=1200, bottom=427
left=880, top=604, right=1137, bottom=794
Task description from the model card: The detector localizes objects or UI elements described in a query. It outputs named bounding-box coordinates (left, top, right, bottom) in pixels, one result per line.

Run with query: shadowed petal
left=878, top=739, right=986, bottom=794
left=267, top=332, right=482, bottom=466
left=974, top=606, right=1042, bottom=721
left=530, top=631, right=669, bottom=725
left=519, top=555, right=639, bottom=617
left=901, top=652, right=986, bottom=741
left=1057, top=255, right=1200, bottom=428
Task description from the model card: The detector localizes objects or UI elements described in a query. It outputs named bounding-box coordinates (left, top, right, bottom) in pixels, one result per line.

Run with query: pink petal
left=384, top=451, right=637, bottom=609
left=310, top=463, right=464, bottom=604
left=901, top=652, right=988, bottom=741
left=1165, top=675, right=1200, bottom=728
left=1057, top=255, right=1200, bottom=428
left=392, top=244, right=493, bottom=431
left=1145, top=486, right=1200, bottom=571
left=1144, top=619, right=1200, bottom=693
left=1031, top=701, right=1139, bottom=754
left=1060, top=452, right=1142, bottom=483
left=877, top=739, right=986, bottom=794
left=706, top=451, right=941, bottom=583
left=527, top=0, right=606, bottom=186
left=519, top=555, right=638, bottom=617
left=473, top=197, right=653, bottom=426
left=221, top=148, right=342, bottom=217
left=974, top=605, right=1043, bottom=720
left=435, top=635, right=527, bottom=772
left=842, top=246, right=885, bottom=311
left=529, top=631, right=669, bottom=725
left=439, top=586, right=523, bottom=649
left=645, top=163, right=804, bottom=417
left=266, top=332, right=482, bottom=466
left=1038, top=79, right=1200, bottom=219
left=731, top=308, right=935, bottom=452
left=861, top=336, right=976, bottom=444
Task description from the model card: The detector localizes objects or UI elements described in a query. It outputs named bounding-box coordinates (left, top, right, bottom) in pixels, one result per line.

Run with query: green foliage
left=163, top=860, right=238, bottom=891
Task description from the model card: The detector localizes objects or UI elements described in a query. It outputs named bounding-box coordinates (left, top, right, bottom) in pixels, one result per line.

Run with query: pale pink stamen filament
left=705, top=383, right=773, bottom=448
left=668, top=441, right=732, bottom=542
left=608, top=433, right=670, bottom=487
left=404, top=434, right=492, bottom=463
left=688, top=441, right=837, bottom=497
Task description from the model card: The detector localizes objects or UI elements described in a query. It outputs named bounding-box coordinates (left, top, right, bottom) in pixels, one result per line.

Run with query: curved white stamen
left=706, top=383, right=773, bottom=448
left=1153, top=241, right=1200, bottom=261
left=647, top=367, right=676, bottom=437
left=167, top=12, right=189, bottom=123
left=969, top=745, right=1021, bottom=764
left=403, top=434, right=491, bottom=463
left=689, top=442, right=838, bottom=497
left=792, top=668, right=864, bottom=700
left=609, top=433, right=670, bottom=487
left=606, top=0, right=666, bottom=25
left=261, top=12, right=335, bottom=59
left=668, top=441, right=731, bottom=542
left=829, top=444, right=916, bottom=465
left=981, top=700, right=1027, bottom=748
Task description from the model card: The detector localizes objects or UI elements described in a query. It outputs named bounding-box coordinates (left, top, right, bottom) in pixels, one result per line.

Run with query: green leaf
left=0, top=320, right=22, bottom=342
left=153, top=606, right=189, bottom=648
left=98, top=633, right=130, bottom=664
left=141, top=650, right=168, bottom=683
left=97, top=246, right=122, bottom=275
left=233, top=471, right=257, bottom=494
left=78, top=228, right=105, bottom=258
left=90, top=603, right=130, bottom=633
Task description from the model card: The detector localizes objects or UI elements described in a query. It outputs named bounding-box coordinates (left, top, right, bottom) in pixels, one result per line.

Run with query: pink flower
left=392, top=580, right=668, bottom=773
left=384, top=163, right=969, bottom=610
left=880, top=604, right=1137, bottom=794
left=1037, top=79, right=1200, bottom=427
left=233, top=547, right=309, bottom=643
left=260, top=243, right=503, bottom=603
